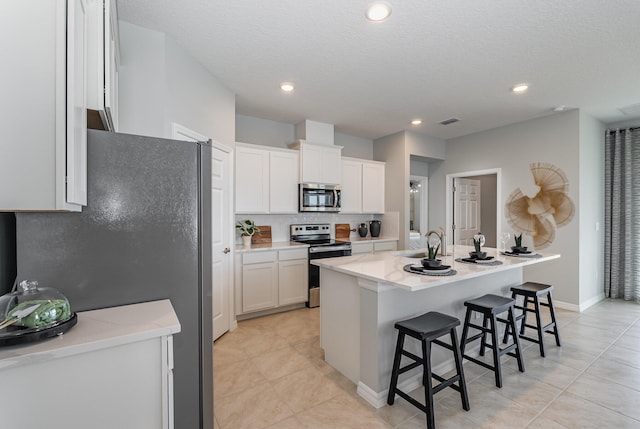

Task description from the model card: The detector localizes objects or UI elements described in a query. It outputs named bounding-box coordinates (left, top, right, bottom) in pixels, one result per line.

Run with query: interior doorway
left=446, top=169, right=501, bottom=248
left=409, top=176, right=428, bottom=249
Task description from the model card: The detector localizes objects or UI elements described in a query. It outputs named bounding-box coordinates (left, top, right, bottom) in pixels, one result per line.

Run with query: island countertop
left=311, top=245, right=560, bottom=292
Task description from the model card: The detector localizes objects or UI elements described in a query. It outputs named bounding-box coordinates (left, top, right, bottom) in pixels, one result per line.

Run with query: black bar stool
left=387, top=311, right=470, bottom=429
left=460, top=294, right=525, bottom=388
left=502, top=282, right=561, bottom=357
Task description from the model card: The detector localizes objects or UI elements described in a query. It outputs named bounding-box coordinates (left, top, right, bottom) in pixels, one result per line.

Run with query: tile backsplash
left=234, top=212, right=399, bottom=244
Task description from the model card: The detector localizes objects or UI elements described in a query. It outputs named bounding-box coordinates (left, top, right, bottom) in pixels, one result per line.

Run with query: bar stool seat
left=503, top=282, right=561, bottom=357
left=460, top=294, right=525, bottom=388
left=388, top=312, right=470, bottom=429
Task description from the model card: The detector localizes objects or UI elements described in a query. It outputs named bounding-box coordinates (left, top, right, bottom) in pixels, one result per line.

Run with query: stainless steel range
left=290, top=223, right=352, bottom=307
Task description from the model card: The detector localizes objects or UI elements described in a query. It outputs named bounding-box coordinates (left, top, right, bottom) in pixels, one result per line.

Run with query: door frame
left=445, top=168, right=501, bottom=249
left=212, top=141, right=237, bottom=333
left=409, top=175, right=428, bottom=235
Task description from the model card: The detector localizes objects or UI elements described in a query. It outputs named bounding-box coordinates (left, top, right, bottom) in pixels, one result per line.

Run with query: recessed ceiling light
left=280, top=82, right=295, bottom=92
left=512, top=83, right=529, bottom=93
left=366, top=2, right=392, bottom=22
left=411, top=119, right=422, bottom=125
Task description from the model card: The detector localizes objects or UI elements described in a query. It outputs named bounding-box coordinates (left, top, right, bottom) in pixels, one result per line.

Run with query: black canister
left=358, top=223, right=368, bottom=237
left=370, top=220, right=381, bottom=237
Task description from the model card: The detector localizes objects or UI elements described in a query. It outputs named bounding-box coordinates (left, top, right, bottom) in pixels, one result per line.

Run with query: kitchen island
left=312, top=245, right=560, bottom=408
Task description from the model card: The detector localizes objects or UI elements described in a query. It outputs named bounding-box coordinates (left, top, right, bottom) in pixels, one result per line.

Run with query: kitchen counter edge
left=235, top=241, right=310, bottom=253
left=0, top=299, right=180, bottom=370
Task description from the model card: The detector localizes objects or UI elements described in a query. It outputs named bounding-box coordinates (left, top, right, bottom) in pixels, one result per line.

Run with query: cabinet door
left=300, top=144, right=324, bottom=183
left=340, top=160, right=362, bottom=213
left=322, top=146, right=342, bottom=185
left=362, top=162, right=385, bottom=214
left=242, top=262, right=278, bottom=313
left=66, top=0, right=89, bottom=206
left=374, top=241, right=397, bottom=253
left=278, top=259, right=308, bottom=306
left=235, top=146, right=269, bottom=213
left=269, top=151, right=299, bottom=213
left=351, top=242, right=373, bottom=254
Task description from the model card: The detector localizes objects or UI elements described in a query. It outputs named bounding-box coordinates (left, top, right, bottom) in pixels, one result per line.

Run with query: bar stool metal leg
left=547, top=292, right=562, bottom=346
left=422, top=339, right=435, bottom=429
left=387, top=332, right=405, bottom=405
left=450, top=328, right=470, bottom=411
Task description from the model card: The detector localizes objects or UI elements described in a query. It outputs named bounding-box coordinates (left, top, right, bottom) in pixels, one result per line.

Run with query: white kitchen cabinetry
left=0, top=301, right=179, bottom=429
left=235, top=143, right=298, bottom=214
left=278, top=248, right=309, bottom=306
left=236, top=247, right=309, bottom=316
left=0, top=0, right=87, bottom=211
left=86, top=0, right=120, bottom=131
left=351, top=240, right=397, bottom=255
left=241, top=251, right=279, bottom=313
left=340, top=158, right=386, bottom=214
left=290, top=142, right=342, bottom=184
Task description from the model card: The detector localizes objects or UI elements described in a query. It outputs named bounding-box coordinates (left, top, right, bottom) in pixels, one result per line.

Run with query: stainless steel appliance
left=299, top=183, right=341, bottom=212
left=15, top=130, right=213, bottom=429
left=291, top=223, right=351, bottom=307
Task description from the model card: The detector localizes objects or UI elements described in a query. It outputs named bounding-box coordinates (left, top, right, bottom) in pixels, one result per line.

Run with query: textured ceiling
left=117, top=0, right=640, bottom=140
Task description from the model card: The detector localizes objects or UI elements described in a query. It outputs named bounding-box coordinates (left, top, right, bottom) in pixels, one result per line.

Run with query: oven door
left=300, top=184, right=341, bottom=212
left=308, top=246, right=352, bottom=307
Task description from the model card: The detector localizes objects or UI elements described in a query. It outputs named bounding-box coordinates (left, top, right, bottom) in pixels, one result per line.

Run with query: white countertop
left=235, top=241, right=309, bottom=253
left=312, top=245, right=560, bottom=292
left=0, top=299, right=180, bottom=370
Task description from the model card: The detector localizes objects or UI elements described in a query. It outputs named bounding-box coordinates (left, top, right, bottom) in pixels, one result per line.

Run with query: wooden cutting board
left=335, top=224, right=351, bottom=239
left=251, top=226, right=272, bottom=244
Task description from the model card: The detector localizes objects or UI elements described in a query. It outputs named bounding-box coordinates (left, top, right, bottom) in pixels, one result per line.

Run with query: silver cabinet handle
left=223, top=248, right=231, bottom=254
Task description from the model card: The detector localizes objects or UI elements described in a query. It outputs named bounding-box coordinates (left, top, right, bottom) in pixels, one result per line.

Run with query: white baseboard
left=356, top=358, right=458, bottom=408
left=555, top=292, right=605, bottom=313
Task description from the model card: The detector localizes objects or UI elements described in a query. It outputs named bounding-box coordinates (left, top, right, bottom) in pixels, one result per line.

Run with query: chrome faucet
left=425, top=227, right=447, bottom=256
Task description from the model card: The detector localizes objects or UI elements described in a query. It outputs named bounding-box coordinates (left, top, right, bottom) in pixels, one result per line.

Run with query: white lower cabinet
left=241, top=251, right=278, bottom=313
left=351, top=240, right=397, bottom=255
left=237, top=248, right=308, bottom=316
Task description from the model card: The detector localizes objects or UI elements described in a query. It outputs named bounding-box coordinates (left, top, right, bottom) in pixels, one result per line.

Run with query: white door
left=454, top=178, right=481, bottom=245
left=212, top=145, right=232, bottom=340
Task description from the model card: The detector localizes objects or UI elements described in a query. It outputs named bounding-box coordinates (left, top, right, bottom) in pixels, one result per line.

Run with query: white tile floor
left=213, top=299, right=640, bottom=428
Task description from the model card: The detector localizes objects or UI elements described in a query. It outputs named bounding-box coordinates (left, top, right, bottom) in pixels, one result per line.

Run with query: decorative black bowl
left=421, top=258, right=442, bottom=268
left=511, top=246, right=528, bottom=253
left=469, top=251, right=488, bottom=260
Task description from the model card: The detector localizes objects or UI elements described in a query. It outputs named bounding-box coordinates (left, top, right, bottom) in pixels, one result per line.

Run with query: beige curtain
left=604, top=127, right=640, bottom=302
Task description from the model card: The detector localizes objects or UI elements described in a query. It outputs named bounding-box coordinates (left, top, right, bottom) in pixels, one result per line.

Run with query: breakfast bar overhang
left=312, top=245, right=560, bottom=408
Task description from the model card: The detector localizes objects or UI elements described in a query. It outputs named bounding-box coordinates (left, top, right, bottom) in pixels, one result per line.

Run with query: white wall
left=118, top=21, right=165, bottom=138
left=434, top=111, right=582, bottom=305
left=118, top=21, right=235, bottom=147
left=606, top=118, right=640, bottom=129
left=578, top=111, right=606, bottom=307
left=235, top=115, right=375, bottom=159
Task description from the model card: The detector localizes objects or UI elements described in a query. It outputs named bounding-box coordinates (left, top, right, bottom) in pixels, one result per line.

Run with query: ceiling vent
left=619, top=103, right=640, bottom=116
left=439, top=117, right=461, bottom=125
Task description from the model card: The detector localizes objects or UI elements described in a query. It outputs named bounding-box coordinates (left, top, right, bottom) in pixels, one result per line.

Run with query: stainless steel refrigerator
left=15, top=130, right=213, bottom=429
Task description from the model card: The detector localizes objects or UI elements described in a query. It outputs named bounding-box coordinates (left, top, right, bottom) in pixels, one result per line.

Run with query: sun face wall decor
left=505, top=162, right=575, bottom=249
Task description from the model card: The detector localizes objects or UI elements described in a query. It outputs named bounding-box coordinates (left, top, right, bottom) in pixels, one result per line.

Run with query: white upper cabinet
left=269, top=150, right=299, bottom=213
left=235, top=143, right=299, bottom=214
left=362, top=161, right=385, bottom=213
left=340, top=157, right=385, bottom=214
left=291, top=142, right=342, bottom=185
left=86, top=0, right=120, bottom=131
left=340, top=159, right=363, bottom=213
left=0, top=0, right=87, bottom=211
left=235, top=145, right=270, bottom=213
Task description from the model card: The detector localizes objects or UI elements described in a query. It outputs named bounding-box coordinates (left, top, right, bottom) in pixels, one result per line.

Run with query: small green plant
left=514, top=233, right=523, bottom=247
left=427, top=242, right=440, bottom=259
left=235, top=219, right=260, bottom=237
left=473, top=237, right=482, bottom=252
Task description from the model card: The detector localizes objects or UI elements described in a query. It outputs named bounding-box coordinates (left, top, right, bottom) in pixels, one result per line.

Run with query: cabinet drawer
left=352, top=242, right=374, bottom=254
left=374, top=241, right=397, bottom=252
left=243, top=251, right=277, bottom=265
left=279, top=248, right=309, bottom=261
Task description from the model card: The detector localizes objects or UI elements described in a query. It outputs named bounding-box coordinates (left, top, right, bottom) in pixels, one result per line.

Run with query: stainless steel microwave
left=299, top=183, right=341, bottom=212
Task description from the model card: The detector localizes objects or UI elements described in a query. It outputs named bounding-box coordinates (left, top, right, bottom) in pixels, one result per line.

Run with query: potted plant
left=236, top=219, right=260, bottom=246
left=422, top=233, right=442, bottom=268
left=470, top=232, right=487, bottom=259
left=511, top=233, right=528, bottom=253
